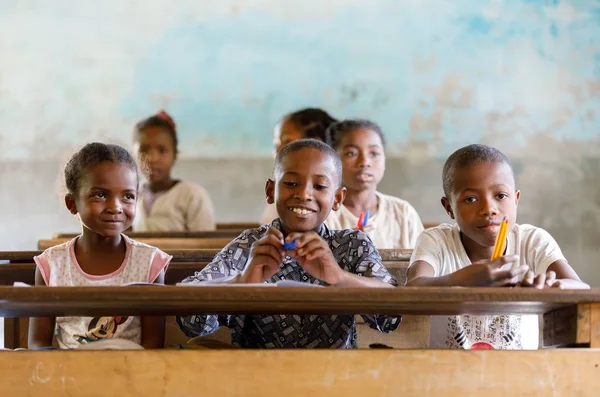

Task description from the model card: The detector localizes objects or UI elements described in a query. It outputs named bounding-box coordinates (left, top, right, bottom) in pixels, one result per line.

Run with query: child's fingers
left=251, top=243, right=284, bottom=265
left=489, top=255, right=520, bottom=269
left=259, top=234, right=284, bottom=251
left=297, top=239, right=327, bottom=258
left=491, top=265, right=528, bottom=286
left=550, top=280, right=564, bottom=289
left=286, top=232, right=319, bottom=248
left=521, top=270, right=535, bottom=286
left=532, top=274, right=546, bottom=289
left=266, top=226, right=284, bottom=241
left=305, top=247, right=328, bottom=261
left=545, top=271, right=557, bottom=287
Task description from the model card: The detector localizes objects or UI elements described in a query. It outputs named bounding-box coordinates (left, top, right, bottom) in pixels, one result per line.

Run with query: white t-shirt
left=409, top=223, right=566, bottom=350
left=325, top=192, right=424, bottom=249
left=134, top=181, right=216, bottom=232
left=33, top=236, right=172, bottom=349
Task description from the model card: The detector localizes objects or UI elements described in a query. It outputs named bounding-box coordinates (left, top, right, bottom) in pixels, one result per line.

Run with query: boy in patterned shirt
left=178, top=139, right=401, bottom=348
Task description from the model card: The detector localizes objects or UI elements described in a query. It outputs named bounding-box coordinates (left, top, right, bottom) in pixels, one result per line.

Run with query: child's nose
left=480, top=198, right=498, bottom=216
left=295, top=184, right=313, bottom=200
left=106, top=199, right=123, bottom=214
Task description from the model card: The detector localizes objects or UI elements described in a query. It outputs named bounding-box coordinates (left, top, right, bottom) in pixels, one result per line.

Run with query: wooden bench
left=38, top=237, right=235, bottom=250
left=52, top=230, right=245, bottom=239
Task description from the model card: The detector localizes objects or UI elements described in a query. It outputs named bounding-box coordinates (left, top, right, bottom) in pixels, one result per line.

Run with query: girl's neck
left=148, top=177, right=176, bottom=193
left=342, top=188, right=378, bottom=217
left=77, top=229, right=123, bottom=254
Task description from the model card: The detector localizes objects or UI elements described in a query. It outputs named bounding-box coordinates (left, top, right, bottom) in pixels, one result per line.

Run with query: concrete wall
left=0, top=0, right=599, bottom=284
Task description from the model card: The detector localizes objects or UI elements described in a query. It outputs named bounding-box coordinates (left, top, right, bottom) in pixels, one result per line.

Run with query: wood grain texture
left=1, top=286, right=598, bottom=318
left=3, top=350, right=600, bottom=396
left=37, top=237, right=234, bottom=250
left=53, top=230, right=244, bottom=239
left=0, top=248, right=412, bottom=263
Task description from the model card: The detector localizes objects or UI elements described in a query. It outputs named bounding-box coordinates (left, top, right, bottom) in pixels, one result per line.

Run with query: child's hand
left=358, top=223, right=375, bottom=233
left=449, top=255, right=528, bottom=287
left=284, top=232, right=344, bottom=285
left=519, top=270, right=562, bottom=289
left=240, top=227, right=284, bottom=284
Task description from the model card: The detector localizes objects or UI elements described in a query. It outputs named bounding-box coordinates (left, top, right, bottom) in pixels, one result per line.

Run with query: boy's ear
left=440, top=196, right=454, bottom=219
left=332, top=187, right=347, bottom=211
left=65, top=193, right=78, bottom=215
left=265, top=179, right=275, bottom=204
left=515, top=189, right=521, bottom=205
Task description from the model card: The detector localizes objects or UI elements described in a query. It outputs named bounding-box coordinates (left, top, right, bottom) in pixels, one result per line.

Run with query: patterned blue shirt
left=177, top=219, right=401, bottom=348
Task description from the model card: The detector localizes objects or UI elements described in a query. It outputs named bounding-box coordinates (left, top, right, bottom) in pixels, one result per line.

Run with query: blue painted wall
left=0, top=0, right=598, bottom=159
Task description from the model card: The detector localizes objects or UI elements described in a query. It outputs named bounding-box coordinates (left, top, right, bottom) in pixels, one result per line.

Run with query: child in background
left=29, top=143, right=171, bottom=350
left=179, top=139, right=400, bottom=348
left=261, top=108, right=337, bottom=224
left=133, top=111, right=216, bottom=231
left=325, top=119, right=423, bottom=249
left=407, top=144, right=588, bottom=350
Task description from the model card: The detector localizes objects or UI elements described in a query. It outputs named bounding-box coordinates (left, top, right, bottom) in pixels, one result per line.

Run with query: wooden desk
left=1, top=286, right=595, bottom=318
left=3, top=350, right=599, bottom=396
left=52, top=230, right=244, bottom=239
left=38, top=237, right=234, bottom=250
left=1, top=288, right=599, bottom=396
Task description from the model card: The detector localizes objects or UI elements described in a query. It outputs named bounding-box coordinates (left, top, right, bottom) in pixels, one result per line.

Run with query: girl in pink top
left=30, top=143, right=172, bottom=350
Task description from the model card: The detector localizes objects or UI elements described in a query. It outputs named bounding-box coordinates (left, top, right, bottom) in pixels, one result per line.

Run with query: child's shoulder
left=512, top=223, right=556, bottom=244
left=36, top=237, right=77, bottom=261
left=376, top=192, right=419, bottom=213
left=171, top=181, right=210, bottom=197
left=417, top=223, right=457, bottom=242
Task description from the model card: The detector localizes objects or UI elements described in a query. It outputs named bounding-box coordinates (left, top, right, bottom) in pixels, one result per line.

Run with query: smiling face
left=66, top=161, right=138, bottom=238
left=442, top=161, right=520, bottom=257
left=336, top=127, right=385, bottom=192
left=265, top=147, right=346, bottom=235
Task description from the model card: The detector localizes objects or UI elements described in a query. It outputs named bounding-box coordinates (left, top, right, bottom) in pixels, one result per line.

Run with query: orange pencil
left=491, top=217, right=508, bottom=260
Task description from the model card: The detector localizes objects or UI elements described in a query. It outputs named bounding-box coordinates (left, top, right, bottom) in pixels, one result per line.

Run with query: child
left=261, top=108, right=337, bottom=224
left=178, top=139, right=400, bottom=348
left=407, top=144, right=588, bottom=350
left=133, top=111, right=216, bottom=231
left=29, top=143, right=172, bottom=350
left=325, top=119, right=423, bottom=249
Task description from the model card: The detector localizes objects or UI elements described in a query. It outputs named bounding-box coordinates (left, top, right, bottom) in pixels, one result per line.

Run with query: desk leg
left=590, top=303, right=600, bottom=348
left=543, top=304, right=590, bottom=347
left=3, top=318, right=19, bottom=349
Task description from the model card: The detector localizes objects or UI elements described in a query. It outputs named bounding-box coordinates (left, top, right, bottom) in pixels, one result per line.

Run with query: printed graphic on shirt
left=76, top=316, right=129, bottom=344
left=444, top=315, right=523, bottom=350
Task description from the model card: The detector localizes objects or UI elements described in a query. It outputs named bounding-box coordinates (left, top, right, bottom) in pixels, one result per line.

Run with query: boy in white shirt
left=407, top=144, right=588, bottom=349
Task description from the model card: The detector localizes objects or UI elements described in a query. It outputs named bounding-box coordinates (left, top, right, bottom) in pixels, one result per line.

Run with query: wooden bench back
left=38, top=237, right=234, bottom=250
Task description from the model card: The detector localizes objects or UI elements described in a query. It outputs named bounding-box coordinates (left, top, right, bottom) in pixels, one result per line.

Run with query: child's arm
left=28, top=268, right=55, bottom=349
left=140, top=270, right=166, bottom=349
left=407, top=256, right=528, bottom=287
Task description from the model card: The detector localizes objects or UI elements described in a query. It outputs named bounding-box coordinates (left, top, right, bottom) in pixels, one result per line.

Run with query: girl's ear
left=65, top=193, right=78, bottom=215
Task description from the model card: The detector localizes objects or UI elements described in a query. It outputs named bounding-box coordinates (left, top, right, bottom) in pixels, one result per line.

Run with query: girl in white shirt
left=133, top=111, right=215, bottom=231
left=325, top=119, right=423, bottom=249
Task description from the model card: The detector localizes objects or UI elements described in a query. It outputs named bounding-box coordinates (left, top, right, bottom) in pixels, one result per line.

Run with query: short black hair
left=326, top=119, right=386, bottom=149
left=442, top=144, right=515, bottom=198
left=64, top=142, right=139, bottom=196
left=134, top=110, right=178, bottom=155
left=274, top=139, right=343, bottom=187
left=283, top=108, right=338, bottom=141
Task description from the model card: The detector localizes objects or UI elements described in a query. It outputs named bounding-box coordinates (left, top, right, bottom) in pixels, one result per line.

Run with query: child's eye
left=124, top=194, right=136, bottom=201
left=464, top=197, right=477, bottom=203
left=497, top=193, right=509, bottom=200
left=283, top=181, right=298, bottom=187
left=370, top=151, right=381, bottom=157
left=314, top=184, right=328, bottom=190
left=93, top=192, right=105, bottom=199
left=344, top=151, right=357, bottom=158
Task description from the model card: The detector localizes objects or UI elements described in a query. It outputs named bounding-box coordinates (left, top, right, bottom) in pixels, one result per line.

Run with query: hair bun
left=156, top=110, right=176, bottom=131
